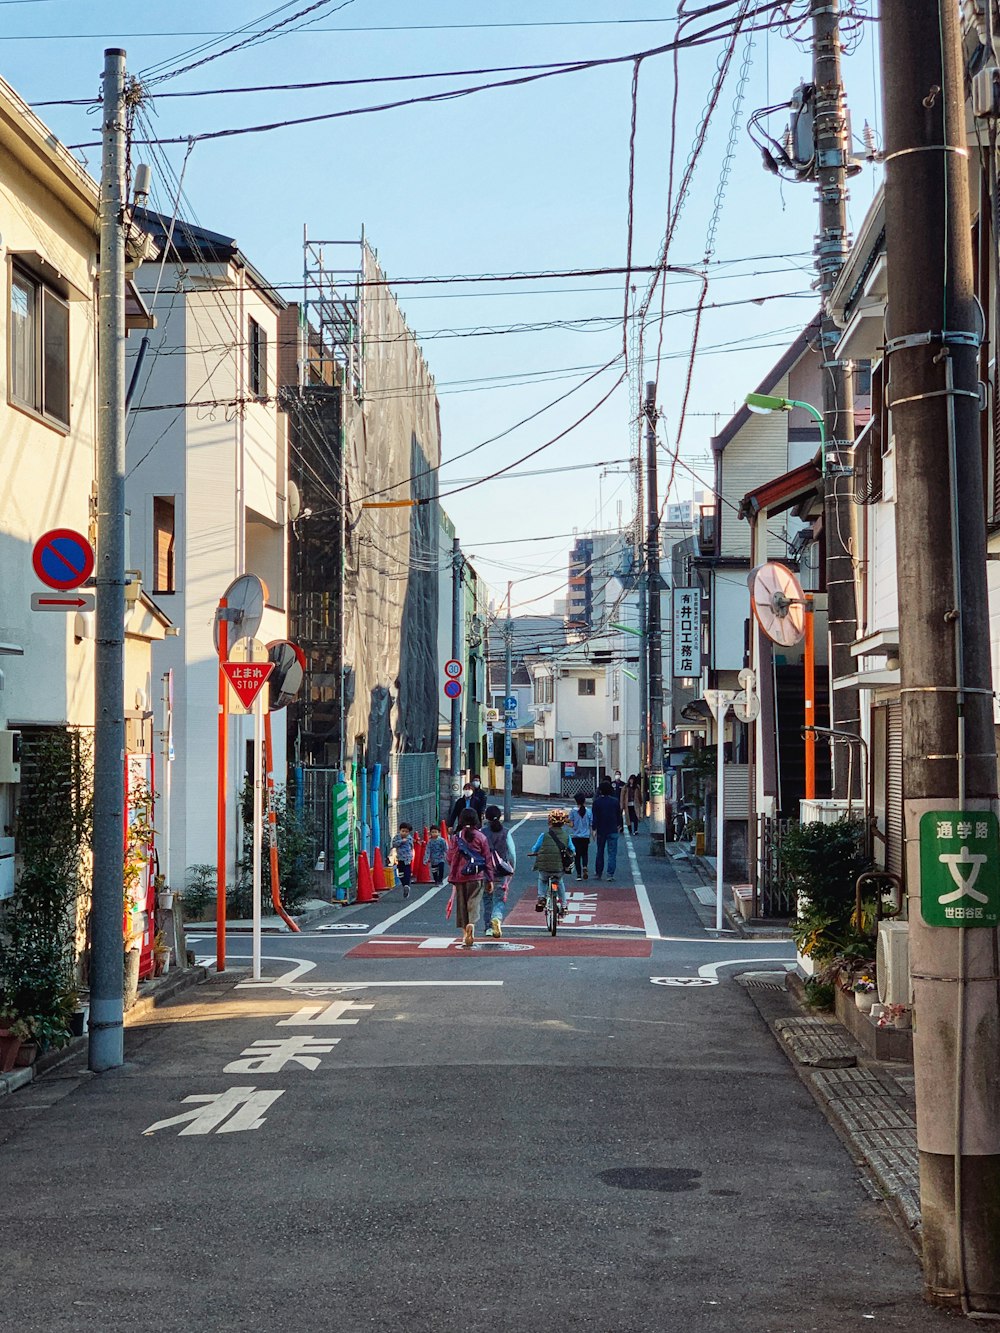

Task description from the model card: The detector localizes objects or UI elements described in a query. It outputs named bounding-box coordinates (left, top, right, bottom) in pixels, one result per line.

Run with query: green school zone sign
left=919, top=811, right=1000, bottom=928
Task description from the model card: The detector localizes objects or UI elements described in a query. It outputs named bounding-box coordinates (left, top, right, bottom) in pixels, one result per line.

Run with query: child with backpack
left=390, top=822, right=415, bottom=899
left=446, top=809, right=494, bottom=948
left=528, top=808, right=574, bottom=916
left=425, top=828, right=448, bottom=884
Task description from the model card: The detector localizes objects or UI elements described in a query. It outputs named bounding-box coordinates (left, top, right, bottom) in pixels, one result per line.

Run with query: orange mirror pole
left=264, top=707, right=299, bottom=932
left=216, top=597, right=228, bottom=972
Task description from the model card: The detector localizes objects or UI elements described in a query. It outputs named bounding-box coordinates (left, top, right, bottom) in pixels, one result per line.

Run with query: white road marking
left=623, top=835, right=660, bottom=939
left=419, top=936, right=458, bottom=949
left=651, top=976, right=717, bottom=987
left=235, top=955, right=316, bottom=986
left=143, top=1087, right=283, bottom=1136
left=698, top=957, right=795, bottom=980
left=255, top=980, right=505, bottom=993
left=277, top=1000, right=374, bottom=1025
left=224, top=1036, right=340, bottom=1073
left=369, top=884, right=443, bottom=935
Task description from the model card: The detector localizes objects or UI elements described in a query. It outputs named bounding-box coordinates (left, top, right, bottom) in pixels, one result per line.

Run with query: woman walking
left=625, top=774, right=641, bottom=835
left=570, top=792, right=592, bottom=880
left=481, top=805, right=516, bottom=938
left=447, top=809, right=493, bottom=948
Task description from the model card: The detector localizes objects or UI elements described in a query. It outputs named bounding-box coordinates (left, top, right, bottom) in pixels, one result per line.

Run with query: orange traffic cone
left=439, top=818, right=448, bottom=838
left=356, top=851, right=376, bottom=904
left=414, top=838, right=431, bottom=885
left=372, top=846, right=386, bottom=891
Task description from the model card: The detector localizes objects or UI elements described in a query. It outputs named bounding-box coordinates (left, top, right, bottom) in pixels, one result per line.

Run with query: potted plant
left=852, top=973, right=877, bottom=1012
left=155, top=874, right=174, bottom=912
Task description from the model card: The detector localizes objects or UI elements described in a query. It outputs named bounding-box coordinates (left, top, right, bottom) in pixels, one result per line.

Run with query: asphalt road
left=0, top=801, right=956, bottom=1331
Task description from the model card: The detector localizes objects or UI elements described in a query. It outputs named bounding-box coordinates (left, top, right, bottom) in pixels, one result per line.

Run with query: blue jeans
left=595, top=833, right=618, bottom=878
left=482, top=876, right=510, bottom=924
left=536, top=871, right=567, bottom=912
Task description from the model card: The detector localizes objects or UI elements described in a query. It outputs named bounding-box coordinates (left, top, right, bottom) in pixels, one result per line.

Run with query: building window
left=534, top=674, right=553, bottom=704
left=544, top=739, right=554, bottom=764
left=153, top=497, right=176, bottom=593
left=578, top=677, right=596, bottom=696
left=9, top=264, right=69, bottom=428
left=577, top=742, right=595, bottom=760
left=612, top=705, right=620, bottom=721
left=248, top=316, right=267, bottom=397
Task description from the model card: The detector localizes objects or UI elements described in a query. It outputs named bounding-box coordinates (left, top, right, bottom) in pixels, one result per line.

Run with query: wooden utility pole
left=811, top=0, right=860, bottom=796
left=644, top=382, right=666, bottom=854
left=882, top=1, right=1000, bottom=1312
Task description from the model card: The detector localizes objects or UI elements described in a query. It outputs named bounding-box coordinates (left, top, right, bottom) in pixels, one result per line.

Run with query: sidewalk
left=741, top=970, right=921, bottom=1251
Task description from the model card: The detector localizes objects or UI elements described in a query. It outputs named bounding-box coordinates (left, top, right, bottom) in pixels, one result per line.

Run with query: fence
left=389, top=752, right=439, bottom=839
left=757, top=815, right=796, bottom=919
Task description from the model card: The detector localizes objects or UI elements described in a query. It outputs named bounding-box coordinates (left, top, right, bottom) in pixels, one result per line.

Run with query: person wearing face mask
left=448, top=778, right=487, bottom=831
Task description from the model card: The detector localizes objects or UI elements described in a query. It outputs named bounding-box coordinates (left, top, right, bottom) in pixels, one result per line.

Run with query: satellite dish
left=732, top=690, right=761, bottom=724
left=288, top=480, right=302, bottom=522
left=267, top=639, right=306, bottom=711
left=214, top=573, right=266, bottom=653
left=749, top=562, right=806, bottom=647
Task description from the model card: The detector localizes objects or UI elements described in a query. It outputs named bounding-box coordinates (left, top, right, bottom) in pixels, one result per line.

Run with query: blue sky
left=4, top=1, right=882, bottom=611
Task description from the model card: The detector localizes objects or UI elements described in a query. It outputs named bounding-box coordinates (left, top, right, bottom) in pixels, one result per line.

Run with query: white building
left=125, top=213, right=288, bottom=884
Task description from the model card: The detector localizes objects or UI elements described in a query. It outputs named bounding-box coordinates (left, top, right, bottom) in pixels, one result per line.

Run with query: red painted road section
left=503, top=883, right=645, bottom=930
left=346, top=936, right=652, bottom=959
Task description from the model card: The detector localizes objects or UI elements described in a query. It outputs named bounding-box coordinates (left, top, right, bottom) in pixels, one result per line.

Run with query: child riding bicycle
left=528, top=808, right=574, bottom=915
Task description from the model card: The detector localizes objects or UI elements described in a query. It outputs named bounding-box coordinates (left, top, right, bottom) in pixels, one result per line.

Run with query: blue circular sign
left=443, top=679, right=462, bottom=699
left=32, top=528, right=94, bottom=590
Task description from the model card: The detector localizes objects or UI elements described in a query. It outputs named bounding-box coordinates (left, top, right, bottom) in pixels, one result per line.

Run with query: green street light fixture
left=610, top=622, right=644, bottom=637
left=745, top=392, right=827, bottom=472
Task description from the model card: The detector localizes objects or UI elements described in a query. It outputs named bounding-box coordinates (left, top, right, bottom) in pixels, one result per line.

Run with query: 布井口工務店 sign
left=919, top=810, right=1000, bottom=927
left=672, top=587, right=701, bottom=679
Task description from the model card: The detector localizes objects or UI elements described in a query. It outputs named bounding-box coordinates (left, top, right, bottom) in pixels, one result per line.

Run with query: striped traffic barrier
left=331, top=779, right=353, bottom=901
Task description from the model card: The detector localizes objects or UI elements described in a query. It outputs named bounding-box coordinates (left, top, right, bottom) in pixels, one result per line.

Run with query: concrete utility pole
left=882, top=1, right=1000, bottom=1312
left=90, top=48, right=127, bottom=1072
left=811, top=0, right=860, bottom=797
left=503, top=583, right=513, bottom=823
left=644, top=382, right=666, bottom=854
left=449, top=537, right=464, bottom=801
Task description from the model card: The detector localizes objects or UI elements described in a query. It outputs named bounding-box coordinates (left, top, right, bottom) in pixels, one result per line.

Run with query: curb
left=0, top=962, right=209, bottom=1097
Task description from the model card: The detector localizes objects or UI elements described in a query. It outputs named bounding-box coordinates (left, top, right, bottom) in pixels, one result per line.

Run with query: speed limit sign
left=444, top=659, right=463, bottom=679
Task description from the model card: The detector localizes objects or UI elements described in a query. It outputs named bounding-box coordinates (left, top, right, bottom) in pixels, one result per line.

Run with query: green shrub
left=783, top=818, right=871, bottom=963
left=237, top=781, right=318, bottom=915
left=182, top=864, right=219, bottom=923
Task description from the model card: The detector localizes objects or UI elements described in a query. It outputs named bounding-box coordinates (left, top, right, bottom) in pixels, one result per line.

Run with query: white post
left=159, top=671, right=172, bottom=889
left=716, top=700, right=727, bottom=931
left=252, top=693, right=264, bottom=981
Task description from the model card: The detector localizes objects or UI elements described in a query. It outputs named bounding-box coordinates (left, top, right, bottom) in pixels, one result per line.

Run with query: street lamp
left=745, top=392, right=827, bottom=472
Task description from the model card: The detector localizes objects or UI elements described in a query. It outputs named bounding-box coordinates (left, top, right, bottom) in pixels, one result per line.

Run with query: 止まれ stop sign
left=32, top=529, right=94, bottom=590
left=222, top=660, right=274, bottom=712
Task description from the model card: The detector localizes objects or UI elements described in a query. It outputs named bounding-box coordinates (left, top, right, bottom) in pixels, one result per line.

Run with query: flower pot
left=855, top=990, right=876, bottom=1013
left=14, top=1041, right=38, bottom=1068
left=70, top=1010, right=87, bottom=1038
left=157, top=890, right=174, bottom=911
left=153, top=948, right=171, bottom=977
left=0, top=1031, right=22, bottom=1073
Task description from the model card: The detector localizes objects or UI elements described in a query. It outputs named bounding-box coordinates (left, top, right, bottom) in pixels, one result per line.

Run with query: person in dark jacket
left=592, top=778, right=620, bottom=880
left=449, top=783, right=479, bottom=830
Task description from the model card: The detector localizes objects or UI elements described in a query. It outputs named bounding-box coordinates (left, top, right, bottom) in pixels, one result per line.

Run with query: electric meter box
left=0, top=730, right=22, bottom=783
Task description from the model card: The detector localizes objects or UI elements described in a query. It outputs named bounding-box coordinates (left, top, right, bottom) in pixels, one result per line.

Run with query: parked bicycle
left=544, top=872, right=563, bottom=936
left=672, top=805, right=693, bottom=841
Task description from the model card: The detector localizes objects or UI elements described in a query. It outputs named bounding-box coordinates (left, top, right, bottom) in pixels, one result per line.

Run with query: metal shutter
left=885, top=700, right=903, bottom=879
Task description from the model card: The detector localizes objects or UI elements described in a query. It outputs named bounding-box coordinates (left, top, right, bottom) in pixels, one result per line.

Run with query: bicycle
left=545, top=873, right=564, bottom=937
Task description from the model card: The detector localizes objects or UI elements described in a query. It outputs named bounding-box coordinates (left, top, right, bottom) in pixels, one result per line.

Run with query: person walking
left=570, top=792, right=592, bottom=881
left=592, top=778, right=620, bottom=881
left=447, top=809, right=493, bottom=947
left=389, top=822, right=415, bottom=898
left=624, top=775, right=641, bottom=836
left=469, top=776, right=487, bottom=819
left=425, top=827, right=448, bottom=883
left=448, top=782, right=478, bottom=831
left=529, top=808, right=573, bottom=915
left=481, top=804, right=516, bottom=938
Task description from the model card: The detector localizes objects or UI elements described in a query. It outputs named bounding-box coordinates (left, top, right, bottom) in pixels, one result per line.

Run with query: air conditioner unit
left=876, top=920, right=910, bottom=1006
left=0, top=730, right=21, bottom=784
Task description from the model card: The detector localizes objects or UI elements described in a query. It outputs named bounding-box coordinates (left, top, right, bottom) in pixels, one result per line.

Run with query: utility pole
left=449, top=536, right=464, bottom=803
left=645, top=381, right=666, bottom=854
left=811, top=0, right=860, bottom=797
left=882, top=0, right=1000, bottom=1312
left=503, top=582, right=513, bottom=823
left=90, top=48, right=127, bottom=1072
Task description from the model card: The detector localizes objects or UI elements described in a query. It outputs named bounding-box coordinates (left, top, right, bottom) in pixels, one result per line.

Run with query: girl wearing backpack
left=447, top=809, right=494, bottom=948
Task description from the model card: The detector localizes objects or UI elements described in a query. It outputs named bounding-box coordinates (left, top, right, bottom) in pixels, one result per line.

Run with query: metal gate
left=757, top=815, right=796, bottom=919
